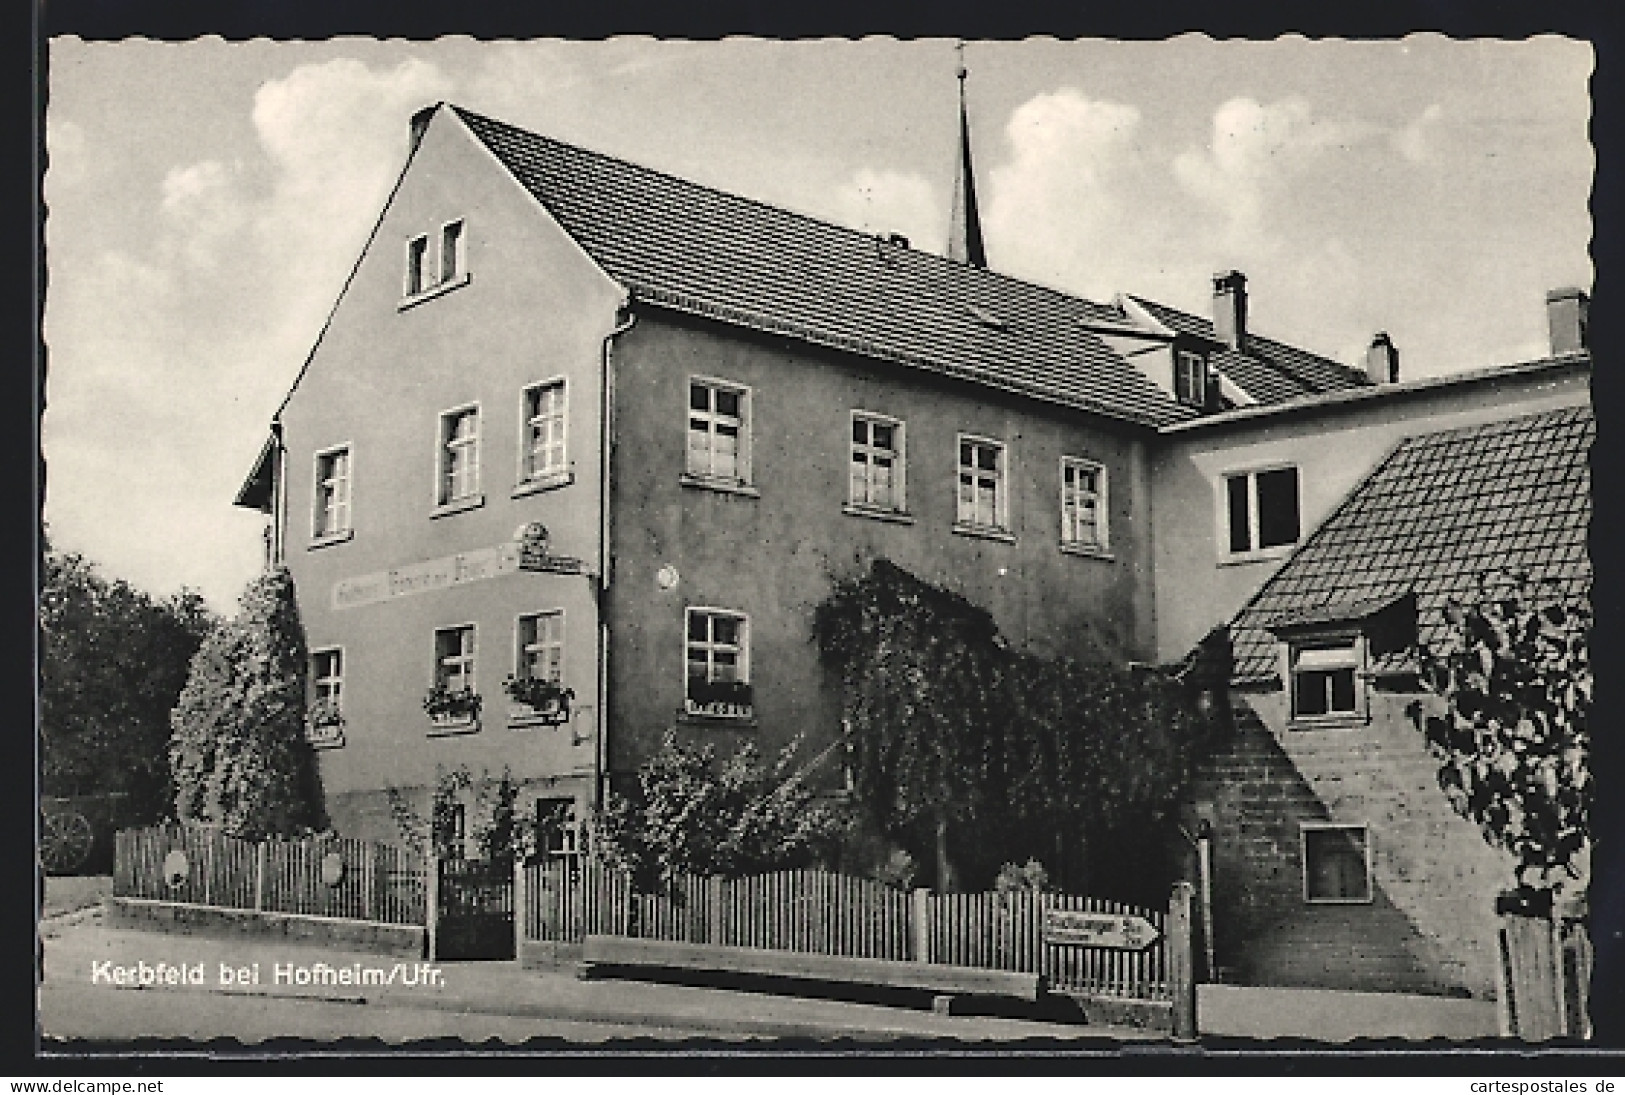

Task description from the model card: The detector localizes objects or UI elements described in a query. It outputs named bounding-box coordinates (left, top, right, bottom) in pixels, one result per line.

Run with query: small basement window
left=1302, top=824, right=1372, bottom=904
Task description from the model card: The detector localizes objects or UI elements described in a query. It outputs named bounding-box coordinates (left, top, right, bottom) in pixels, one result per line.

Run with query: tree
left=814, top=558, right=1218, bottom=893
left=169, top=567, right=326, bottom=838
left=999, top=651, right=1216, bottom=898
left=1411, top=573, right=1591, bottom=910
left=40, top=543, right=214, bottom=821
left=591, top=731, right=845, bottom=889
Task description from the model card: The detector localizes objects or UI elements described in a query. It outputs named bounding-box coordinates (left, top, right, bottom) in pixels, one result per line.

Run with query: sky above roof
left=42, top=36, right=1593, bottom=609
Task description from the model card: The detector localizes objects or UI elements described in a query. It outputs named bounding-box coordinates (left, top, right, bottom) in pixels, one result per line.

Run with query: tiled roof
left=1126, top=295, right=1372, bottom=403
left=1227, top=404, right=1593, bottom=685
left=453, top=106, right=1200, bottom=429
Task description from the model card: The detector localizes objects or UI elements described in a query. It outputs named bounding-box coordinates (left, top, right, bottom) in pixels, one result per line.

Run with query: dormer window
left=1291, top=638, right=1360, bottom=717
left=1175, top=350, right=1208, bottom=409
left=1271, top=592, right=1412, bottom=729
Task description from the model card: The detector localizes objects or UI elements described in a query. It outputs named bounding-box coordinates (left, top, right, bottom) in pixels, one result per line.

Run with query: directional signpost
left=1041, top=908, right=1161, bottom=950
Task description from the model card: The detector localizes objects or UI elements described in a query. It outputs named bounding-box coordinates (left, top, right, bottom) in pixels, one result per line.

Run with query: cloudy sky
left=43, top=36, right=1593, bottom=610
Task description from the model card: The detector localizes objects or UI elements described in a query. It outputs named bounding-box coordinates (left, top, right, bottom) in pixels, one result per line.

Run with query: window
left=685, top=608, right=752, bottom=719
left=307, top=647, right=344, bottom=747
left=535, top=797, right=581, bottom=858
left=957, top=436, right=1007, bottom=530
left=1224, top=466, right=1300, bottom=555
left=312, top=446, right=352, bottom=540
left=405, top=235, right=429, bottom=296
left=687, top=379, right=750, bottom=484
left=404, top=222, right=467, bottom=301
left=312, top=648, right=343, bottom=708
left=849, top=412, right=905, bottom=512
left=521, top=380, right=567, bottom=483
left=437, top=406, right=481, bottom=507
left=434, top=625, right=477, bottom=694
left=1289, top=637, right=1364, bottom=721
left=1302, top=824, right=1372, bottom=903
left=1060, top=457, right=1107, bottom=551
left=516, top=611, right=564, bottom=684
left=440, top=220, right=464, bottom=283
left=1176, top=350, right=1208, bottom=408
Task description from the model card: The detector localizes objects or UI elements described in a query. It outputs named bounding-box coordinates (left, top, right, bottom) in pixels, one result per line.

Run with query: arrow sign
left=1042, top=908, right=1161, bottom=950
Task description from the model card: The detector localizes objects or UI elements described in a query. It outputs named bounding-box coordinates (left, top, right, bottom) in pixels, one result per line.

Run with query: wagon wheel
left=42, top=809, right=95, bottom=873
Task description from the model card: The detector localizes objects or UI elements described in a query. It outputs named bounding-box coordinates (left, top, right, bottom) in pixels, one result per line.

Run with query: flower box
left=304, top=699, right=346, bottom=747
left=503, top=675, right=574, bottom=727
left=423, top=685, right=483, bottom=730
left=684, top=678, right=754, bottom=720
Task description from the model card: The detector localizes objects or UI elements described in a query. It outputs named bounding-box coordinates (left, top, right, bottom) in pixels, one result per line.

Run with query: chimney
left=1212, top=270, right=1248, bottom=350
left=1365, top=332, right=1400, bottom=384
left=1546, top=287, right=1589, bottom=356
left=408, top=103, right=440, bottom=155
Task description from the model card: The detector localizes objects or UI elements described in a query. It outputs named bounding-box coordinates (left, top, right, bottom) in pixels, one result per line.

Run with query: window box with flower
left=684, top=676, right=754, bottom=720
left=304, top=697, right=346, bottom=748
left=503, top=674, right=574, bottom=728
left=423, top=684, right=482, bottom=733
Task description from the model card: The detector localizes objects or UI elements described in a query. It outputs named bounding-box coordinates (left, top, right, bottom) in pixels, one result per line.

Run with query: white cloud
left=250, top=57, right=455, bottom=331
left=161, top=160, right=248, bottom=269
left=1173, top=96, right=1375, bottom=247
left=984, top=88, right=1145, bottom=297
left=1391, top=103, right=1444, bottom=164
left=830, top=168, right=941, bottom=248
left=46, top=56, right=457, bottom=607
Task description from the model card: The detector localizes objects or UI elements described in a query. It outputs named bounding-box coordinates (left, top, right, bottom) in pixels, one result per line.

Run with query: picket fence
left=521, top=858, right=1173, bottom=1001
left=114, top=823, right=428, bottom=926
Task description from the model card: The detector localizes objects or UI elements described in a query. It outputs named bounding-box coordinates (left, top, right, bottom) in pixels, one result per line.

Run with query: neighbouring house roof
left=454, top=105, right=1217, bottom=429
left=1124, top=294, right=1373, bottom=404
left=1226, top=404, right=1593, bottom=686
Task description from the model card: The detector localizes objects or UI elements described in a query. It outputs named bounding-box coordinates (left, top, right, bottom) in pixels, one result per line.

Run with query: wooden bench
left=578, top=934, right=1043, bottom=1011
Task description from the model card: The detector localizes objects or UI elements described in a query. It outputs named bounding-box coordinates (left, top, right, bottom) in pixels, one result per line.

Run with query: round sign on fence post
left=320, top=852, right=345, bottom=887
left=162, top=849, right=188, bottom=888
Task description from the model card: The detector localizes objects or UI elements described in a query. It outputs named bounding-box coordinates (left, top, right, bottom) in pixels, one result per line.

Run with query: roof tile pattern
left=1127, top=295, right=1372, bottom=402
left=1228, top=405, right=1593, bottom=684
left=454, top=106, right=1202, bottom=428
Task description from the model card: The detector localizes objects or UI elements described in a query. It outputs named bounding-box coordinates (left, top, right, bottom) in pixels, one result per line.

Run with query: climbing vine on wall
left=813, top=558, right=1219, bottom=890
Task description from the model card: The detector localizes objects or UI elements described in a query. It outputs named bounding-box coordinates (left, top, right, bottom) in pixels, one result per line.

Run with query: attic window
left=401, top=220, right=471, bottom=307
left=964, top=304, right=1010, bottom=332
left=1175, top=350, right=1208, bottom=409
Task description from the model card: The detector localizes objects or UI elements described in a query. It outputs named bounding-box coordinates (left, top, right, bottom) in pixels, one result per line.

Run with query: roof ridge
left=450, top=103, right=1124, bottom=320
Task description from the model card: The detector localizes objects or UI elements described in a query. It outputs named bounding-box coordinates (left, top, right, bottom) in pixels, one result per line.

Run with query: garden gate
left=433, top=856, right=514, bottom=960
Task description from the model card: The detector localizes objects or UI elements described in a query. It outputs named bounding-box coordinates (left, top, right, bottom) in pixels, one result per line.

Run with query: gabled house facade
left=234, top=102, right=1369, bottom=853
left=234, top=101, right=1591, bottom=1002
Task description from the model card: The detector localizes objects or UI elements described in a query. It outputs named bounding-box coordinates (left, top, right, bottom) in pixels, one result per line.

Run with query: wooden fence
left=1499, top=913, right=1593, bottom=1040
left=521, top=857, right=1173, bottom=1001
left=114, top=823, right=427, bottom=926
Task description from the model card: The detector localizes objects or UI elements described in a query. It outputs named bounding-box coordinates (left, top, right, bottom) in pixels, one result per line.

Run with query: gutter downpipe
left=595, top=293, right=637, bottom=811
left=270, top=420, right=287, bottom=567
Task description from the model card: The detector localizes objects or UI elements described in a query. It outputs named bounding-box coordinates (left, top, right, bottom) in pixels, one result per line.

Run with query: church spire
left=947, top=43, right=988, bottom=269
